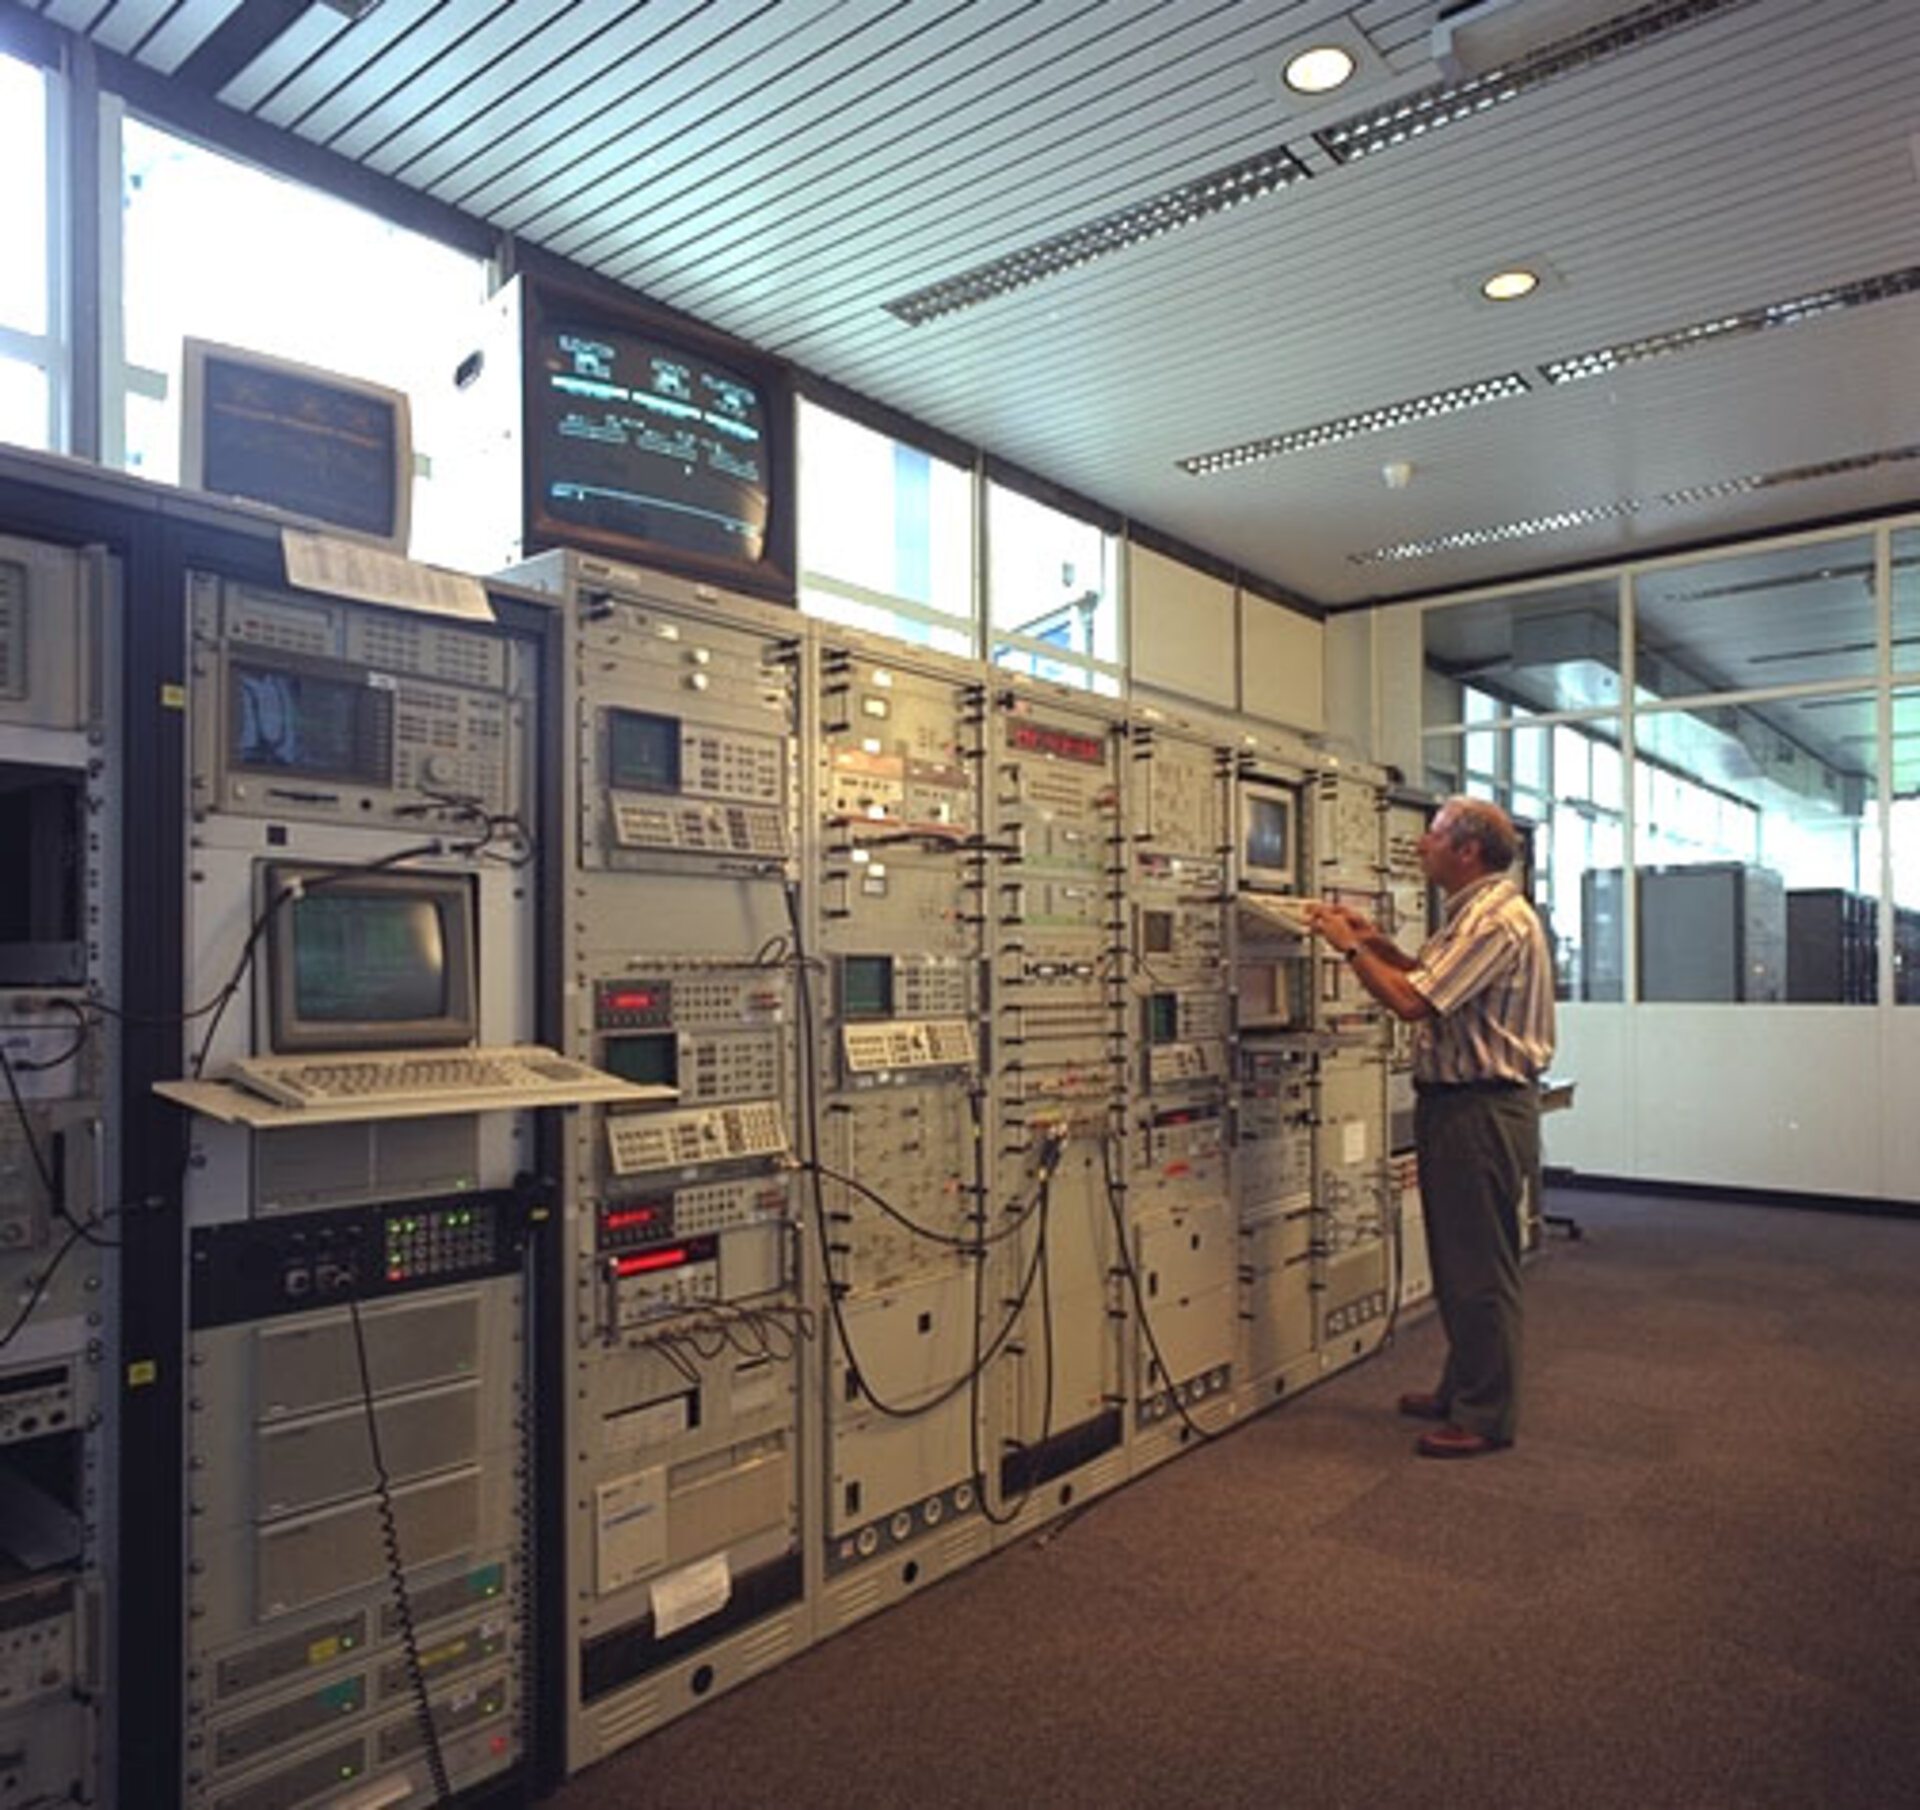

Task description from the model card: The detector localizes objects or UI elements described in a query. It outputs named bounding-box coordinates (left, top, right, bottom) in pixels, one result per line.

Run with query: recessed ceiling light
left=1481, top=268, right=1540, bottom=302
left=1284, top=45, right=1356, bottom=94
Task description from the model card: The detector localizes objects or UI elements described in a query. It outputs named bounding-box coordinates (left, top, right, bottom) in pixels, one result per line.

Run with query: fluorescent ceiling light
left=1318, top=0, right=1760, bottom=166
left=1351, top=442, right=1920, bottom=567
left=1541, top=265, right=1920, bottom=384
left=883, top=145, right=1310, bottom=325
left=1179, top=374, right=1531, bottom=475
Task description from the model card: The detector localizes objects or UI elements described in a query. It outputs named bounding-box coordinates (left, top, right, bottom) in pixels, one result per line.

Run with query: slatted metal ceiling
left=24, top=0, right=1920, bottom=610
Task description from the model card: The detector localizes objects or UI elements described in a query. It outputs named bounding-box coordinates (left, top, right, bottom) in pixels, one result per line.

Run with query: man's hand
left=1305, top=900, right=1373, bottom=954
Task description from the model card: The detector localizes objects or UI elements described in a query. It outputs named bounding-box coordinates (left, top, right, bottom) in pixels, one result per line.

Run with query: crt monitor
left=1239, top=783, right=1300, bottom=892
left=180, top=338, right=413, bottom=554
left=518, top=277, right=795, bottom=600
left=262, top=863, right=478, bottom=1054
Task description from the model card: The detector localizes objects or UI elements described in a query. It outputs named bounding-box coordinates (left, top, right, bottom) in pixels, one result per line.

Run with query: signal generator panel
left=505, top=550, right=807, bottom=1769
left=178, top=570, right=543, bottom=1807
left=0, top=532, right=116, bottom=1807
left=983, top=691, right=1128, bottom=1520
left=1125, top=726, right=1234, bottom=1444
left=812, top=641, right=992, bottom=1620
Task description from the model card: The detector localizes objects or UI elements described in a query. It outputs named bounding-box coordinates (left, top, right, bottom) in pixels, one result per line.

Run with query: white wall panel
left=1630, top=1007, right=1881, bottom=1197
left=1240, top=596, right=1323, bottom=733
left=1878, top=1011, right=1920, bottom=1205
left=1541, top=1006, right=1633, bottom=1177
left=1127, top=544, right=1234, bottom=708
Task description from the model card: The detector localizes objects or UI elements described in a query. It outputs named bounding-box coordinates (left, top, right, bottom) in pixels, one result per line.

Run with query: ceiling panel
left=50, top=0, right=1920, bottom=608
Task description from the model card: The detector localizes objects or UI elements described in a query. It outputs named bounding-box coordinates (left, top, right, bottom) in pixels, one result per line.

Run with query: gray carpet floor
left=542, top=1187, right=1920, bottom=1808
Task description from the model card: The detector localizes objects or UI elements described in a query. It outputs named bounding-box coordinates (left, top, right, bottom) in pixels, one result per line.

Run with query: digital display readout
left=1006, top=719, right=1105, bottom=765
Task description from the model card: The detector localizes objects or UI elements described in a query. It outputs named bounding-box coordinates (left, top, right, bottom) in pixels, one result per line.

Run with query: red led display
left=614, top=1246, right=690, bottom=1277
left=1007, top=719, right=1105, bottom=765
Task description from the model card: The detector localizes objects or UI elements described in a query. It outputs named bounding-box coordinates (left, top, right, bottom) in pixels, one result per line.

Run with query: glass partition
left=1634, top=693, right=1875, bottom=1001
left=1634, top=537, right=1878, bottom=699
left=1422, top=578, right=1622, bottom=718
left=1891, top=687, right=1920, bottom=1003
left=1893, top=528, right=1920, bottom=679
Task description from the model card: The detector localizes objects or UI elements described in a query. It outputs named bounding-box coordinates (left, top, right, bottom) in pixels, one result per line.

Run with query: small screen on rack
left=291, top=891, right=448, bottom=1023
left=604, top=1033, right=677, bottom=1088
left=1246, top=794, right=1292, bottom=872
left=841, top=955, right=894, bottom=1020
left=232, top=665, right=390, bottom=784
left=607, top=709, right=680, bottom=792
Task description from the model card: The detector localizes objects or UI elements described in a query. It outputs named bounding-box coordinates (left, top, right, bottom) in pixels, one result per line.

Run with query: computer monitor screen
left=517, top=279, right=794, bottom=599
left=181, top=339, right=413, bottom=553
left=1240, top=785, right=1299, bottom=891
left=533, top=323, right=768, bottom=562
left=264, top=864, right=477, bottom=1053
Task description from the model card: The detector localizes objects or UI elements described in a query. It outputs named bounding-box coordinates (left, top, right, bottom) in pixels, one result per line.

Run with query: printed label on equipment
left=595, top=1468, right=667, bottom=1594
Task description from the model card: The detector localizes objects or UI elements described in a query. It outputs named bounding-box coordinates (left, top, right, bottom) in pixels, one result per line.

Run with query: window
left=797, top=400, right=974, bottom=656
left=986, top=482, right=1121, bottom=694
left=0, top=50, right=57, bottom=451
left=110, top=115, right=489, bottom=560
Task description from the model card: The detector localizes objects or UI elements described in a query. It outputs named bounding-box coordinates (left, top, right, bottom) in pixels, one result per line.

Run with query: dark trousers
left=1414, top=1086, right=1537, bottom=1444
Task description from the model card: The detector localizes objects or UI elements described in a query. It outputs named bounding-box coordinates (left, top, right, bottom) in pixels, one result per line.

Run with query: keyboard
left=226, top=1045, right=649, bottom=1111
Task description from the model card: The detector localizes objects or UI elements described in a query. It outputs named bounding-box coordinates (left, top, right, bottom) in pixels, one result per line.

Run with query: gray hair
left=1439, top=795, right=1518, bottom=871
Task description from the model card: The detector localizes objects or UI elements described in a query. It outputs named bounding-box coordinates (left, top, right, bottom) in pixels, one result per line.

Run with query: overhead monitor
left=180, top=338, right=413, bottom=554
left=263, top=862, right=477, bottom=1054
left=513, top=277, right=796, bottom=601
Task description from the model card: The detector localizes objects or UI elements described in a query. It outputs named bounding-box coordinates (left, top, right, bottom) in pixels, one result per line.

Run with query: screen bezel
left=518, top=277, right=796, bottom=602
left=180, top=338, right=413, bottom=554
left=1239, top=782, right=1300, bottom=892
left=262, top=862, right=478, bottom=1054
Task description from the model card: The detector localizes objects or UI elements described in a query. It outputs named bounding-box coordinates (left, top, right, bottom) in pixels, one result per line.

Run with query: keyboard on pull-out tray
left=227, top=1046, right=617, bottom=1110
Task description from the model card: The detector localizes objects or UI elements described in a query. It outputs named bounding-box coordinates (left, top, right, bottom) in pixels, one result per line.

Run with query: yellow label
left=159, top=683, right=186, bottom=710
left=127, top=1359, right=158, bottom=1387
left=308, top=1636, right=341, bottom=1665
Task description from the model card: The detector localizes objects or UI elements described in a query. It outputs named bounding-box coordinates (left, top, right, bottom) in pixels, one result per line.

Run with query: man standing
left=1307, top=797, right=1554, bottom=1458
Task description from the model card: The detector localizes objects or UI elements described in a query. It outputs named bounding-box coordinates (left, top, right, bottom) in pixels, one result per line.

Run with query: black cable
left=784, top=881, right=1058, bottom=1422
left=0, top=1044, right=120, bottom=1249
left=1097, top=1132, right=1217, bottom=1444
left=187, top=838, right=453, bottom=1077
left=971, top=1141, right=1061, bottom=1528
left=803, top=1157, right=1042, bottom=1252
left=0, top=1217, right=100, bottom=1352
left=346, top=1295, right=454, bottom=1807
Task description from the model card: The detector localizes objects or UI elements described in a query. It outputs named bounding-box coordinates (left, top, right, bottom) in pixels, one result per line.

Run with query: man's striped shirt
left=1406, top=874, right=1556, bottom=1085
